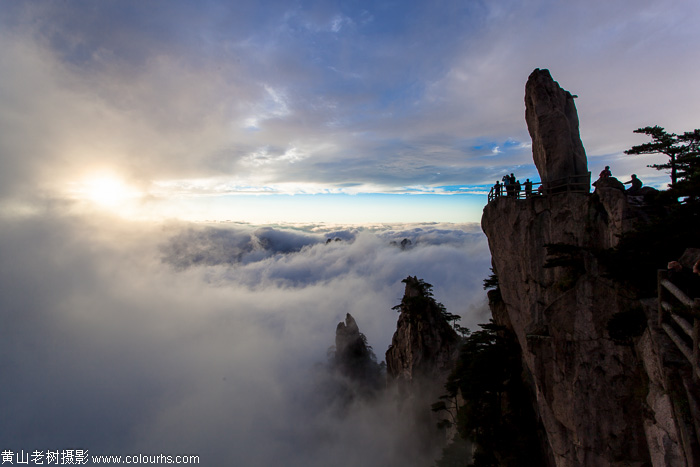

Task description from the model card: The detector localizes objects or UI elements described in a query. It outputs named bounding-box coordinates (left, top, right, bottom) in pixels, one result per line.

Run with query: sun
left=78, top=174, right=140, bottom=207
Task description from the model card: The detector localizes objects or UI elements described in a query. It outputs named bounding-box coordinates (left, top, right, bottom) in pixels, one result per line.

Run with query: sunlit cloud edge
left=150, top=178, right=491, bottom=197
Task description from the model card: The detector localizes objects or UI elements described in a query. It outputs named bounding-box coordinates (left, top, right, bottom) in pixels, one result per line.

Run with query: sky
left=1, top=1, right=700, bottom=465
left=1, top=0, right=699, bottom=223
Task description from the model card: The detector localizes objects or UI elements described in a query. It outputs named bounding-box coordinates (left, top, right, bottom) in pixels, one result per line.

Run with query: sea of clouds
left=0, top=212, right=492, bottom=466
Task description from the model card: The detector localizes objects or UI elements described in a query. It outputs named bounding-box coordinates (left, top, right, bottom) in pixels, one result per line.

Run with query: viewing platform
left=487, top=172, right=591, bottom=203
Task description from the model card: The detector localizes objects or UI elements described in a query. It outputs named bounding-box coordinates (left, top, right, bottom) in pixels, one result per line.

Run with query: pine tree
left=624, top=126, right=700, bottom=198
left=674, top=129, right=700, bottom=201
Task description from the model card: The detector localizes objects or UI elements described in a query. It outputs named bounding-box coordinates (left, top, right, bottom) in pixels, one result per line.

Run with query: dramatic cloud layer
left=0, top=212, right=491, bottom=465
left=0, top=0, right=698, bottom=219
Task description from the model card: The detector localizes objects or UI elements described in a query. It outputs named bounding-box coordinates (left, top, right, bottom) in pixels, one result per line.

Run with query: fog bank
left=0, top=212, right=491, bottom=465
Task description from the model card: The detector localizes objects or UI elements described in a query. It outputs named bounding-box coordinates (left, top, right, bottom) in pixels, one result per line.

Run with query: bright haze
left=1, top=1, right=699, bottom=465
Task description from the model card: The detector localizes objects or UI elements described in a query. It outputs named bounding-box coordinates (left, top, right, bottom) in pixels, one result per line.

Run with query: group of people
left=491, top=165, right=645, bottom=201
left=492, top=173, right=535, bottom=199
left=598, top=165, right=644, bottom=195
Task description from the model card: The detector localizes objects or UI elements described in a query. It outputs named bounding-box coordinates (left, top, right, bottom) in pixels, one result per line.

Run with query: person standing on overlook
left=507, top=173, right=516, bottom=197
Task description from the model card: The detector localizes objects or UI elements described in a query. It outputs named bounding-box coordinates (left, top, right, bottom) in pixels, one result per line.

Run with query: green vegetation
left=392, top=277, right=438, bottom=316
left=482, top=268, right=499, bottom=292
left=482, top=267, right=501, bottom=305
left=432, top=320, right=545, bottom=467
left=394, top=276, right=468, bottom=336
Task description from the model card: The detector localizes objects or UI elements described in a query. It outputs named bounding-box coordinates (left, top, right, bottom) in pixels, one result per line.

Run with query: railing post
left=693, top=299, right=700, bottom=381
left=658, top=269, right=667, bottom=327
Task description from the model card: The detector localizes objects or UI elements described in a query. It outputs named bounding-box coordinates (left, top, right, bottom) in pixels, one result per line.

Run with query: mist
left=0, top=211, right=491, bottom=465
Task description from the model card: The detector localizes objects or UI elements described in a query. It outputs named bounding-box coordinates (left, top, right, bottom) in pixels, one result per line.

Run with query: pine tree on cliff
left=432, top=322, right=546, bottom=467
left=625, top=125, right=700, bottom=198
left=386, top=276, right=460, bottom=386
left=392, top=277, right=464, bottom=332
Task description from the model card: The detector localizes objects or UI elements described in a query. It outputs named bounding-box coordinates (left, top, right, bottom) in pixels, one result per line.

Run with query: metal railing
left=487, top=180, right=542, bottom=202
left=487, top=172, right=591, bottom=203
left=658, top=269, right=700, bottom=380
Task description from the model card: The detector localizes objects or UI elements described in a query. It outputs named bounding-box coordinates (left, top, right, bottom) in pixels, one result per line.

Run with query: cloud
left=160, top=224, right=324, bottom=268
left=2, top=0, right=697, bottom=208
left=0, top=211, right=491, bottom=465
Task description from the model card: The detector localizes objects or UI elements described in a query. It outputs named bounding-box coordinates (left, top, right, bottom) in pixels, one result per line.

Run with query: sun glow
left=76, top=174, right=141, bottom=208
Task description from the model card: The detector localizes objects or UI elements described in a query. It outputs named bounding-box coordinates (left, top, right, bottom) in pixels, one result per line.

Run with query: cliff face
left=483, top=190, right=651, bottom=465
left=480, top=69, right=693, bottom=466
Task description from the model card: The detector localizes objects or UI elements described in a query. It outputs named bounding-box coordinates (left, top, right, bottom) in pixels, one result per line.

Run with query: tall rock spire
left=525, top=68, right=588, bottom=187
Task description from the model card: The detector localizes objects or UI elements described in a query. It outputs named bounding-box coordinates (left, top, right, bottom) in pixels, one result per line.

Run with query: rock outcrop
left=385, top=277, right=459, bottom=392
left=592, top=175, right=625, bottom=192
left=384, top=277, right=462, bottom=462
left=334, top=313, right=382, bottom=393
left=481, top=69, right=696, bottom=466
left=525, top=69, right=588, bottom=188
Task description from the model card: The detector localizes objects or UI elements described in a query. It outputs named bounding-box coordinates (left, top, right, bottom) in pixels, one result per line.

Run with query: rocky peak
left=402, top=275, right=424, bottom=298
left=385, top=277, right=459, bottom=389
left=525, top=68, right=588, bottom=187
left=333, top=313, right=381, bottom=389
left=335, top=313, right=360, bottom=347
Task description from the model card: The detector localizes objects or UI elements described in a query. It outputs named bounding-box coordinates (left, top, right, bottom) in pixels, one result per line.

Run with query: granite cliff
left=481, top=69, right=699, bottom=466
